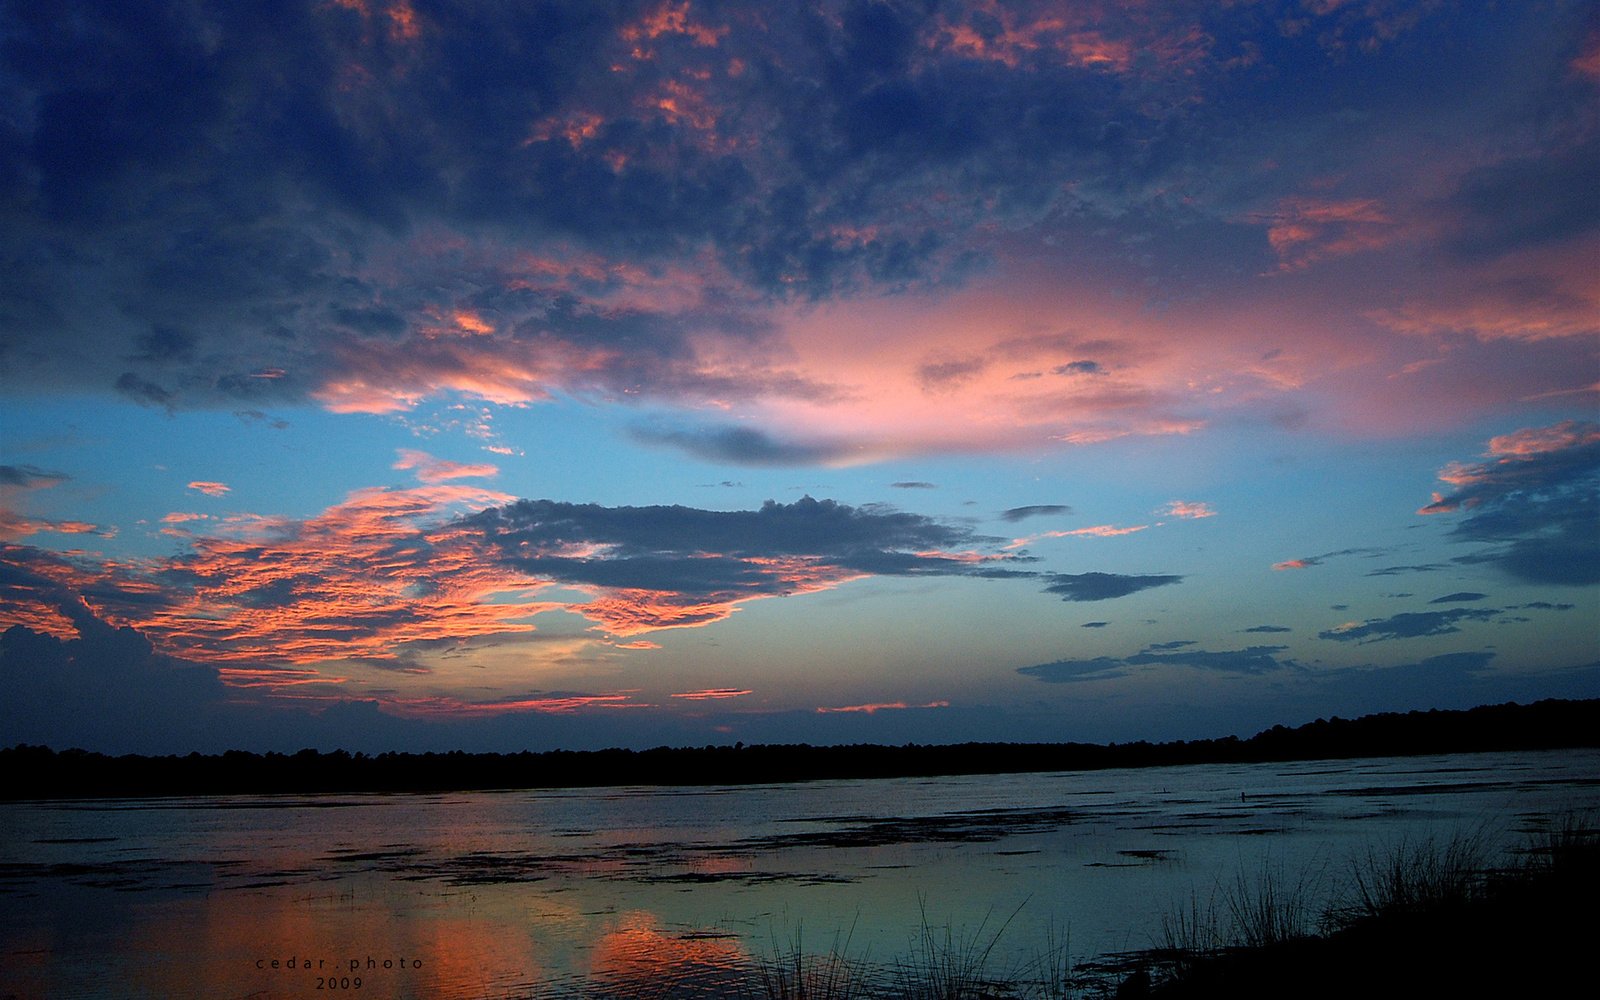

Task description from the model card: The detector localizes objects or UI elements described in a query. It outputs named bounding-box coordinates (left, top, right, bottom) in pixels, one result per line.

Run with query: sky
left=1, top=0, right=1597, bottom=754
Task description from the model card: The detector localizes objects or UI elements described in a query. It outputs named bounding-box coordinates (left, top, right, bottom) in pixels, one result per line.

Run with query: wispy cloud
left=187, top=481, right=231, bottom=497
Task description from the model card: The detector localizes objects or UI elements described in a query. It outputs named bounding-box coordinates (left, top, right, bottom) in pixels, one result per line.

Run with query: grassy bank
left=743, top=816, right=1599, bottom=1000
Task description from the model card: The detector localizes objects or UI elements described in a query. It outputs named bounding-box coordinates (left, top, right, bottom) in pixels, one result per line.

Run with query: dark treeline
left=4, top=698, right=1597, bottom=800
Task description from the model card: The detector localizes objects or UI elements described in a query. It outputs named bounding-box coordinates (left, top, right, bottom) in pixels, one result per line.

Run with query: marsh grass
left=1225, top=855, right=1321, bottom=948
left=1157, top=853, right=1321, bottom=969
left=1324, top=827, right=1491, bottom=930
left=1511, top=810, right=1599, bottom=877
left=1156, top=889, right=1223, bottom=965
left=892, top=896, right=1026, bottom=1000
left=754, top=901, right=1082, bottom=1000
left=755, top=919, right=871, bottom=1000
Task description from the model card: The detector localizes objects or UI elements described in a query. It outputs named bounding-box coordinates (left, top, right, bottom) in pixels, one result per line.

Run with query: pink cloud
left=187, top=481, right=230, bottom=497
left=1486, top=422, right=1600, bottom=458
left=1272, top=559, right=1310, bottom=570
left=670, top=688, right=752, bottom=700
left=1162, top=501, right=1216, bottom=519
left=393, top=449, right=499, bottom=483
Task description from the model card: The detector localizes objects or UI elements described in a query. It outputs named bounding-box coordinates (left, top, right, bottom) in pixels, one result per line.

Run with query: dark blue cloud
left=1366, top=564, right=1448, bottom=576
left=1041, top=572, right=1182, bottom=602
left=1419, top=422, right=1600, bottom=586
left=1244, top=625, right=1291, bottom=633
left=0, top=600, right=228, bottom=752
left=1000, top=504, right=1073, bottom=522
left=1318, top=607, right=1501, bottom=643
left=629, top=425, right=859, bottom=467
left=1429, top=592, right=1487, bottom=604
left=5, top=0, right=1581, bottom=417
left=1052, top=361, right=1102, bottom=376
left=467, top=495, right=1012, bottom=596
left=890, top=481, right=937, bottom=489
left=1447, top=136, right=1600, bottom=259
left=1016, top=657, right=1127, bottom=684
left=1124, top=645, right=1290, bottom=675
left=1018, top=643, right=1292, bottom=682
left=0, top=465, right=68, bottom=488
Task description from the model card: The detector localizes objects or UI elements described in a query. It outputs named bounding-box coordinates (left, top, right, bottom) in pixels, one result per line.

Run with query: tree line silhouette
left=3, top=698, right=1596, bottom=800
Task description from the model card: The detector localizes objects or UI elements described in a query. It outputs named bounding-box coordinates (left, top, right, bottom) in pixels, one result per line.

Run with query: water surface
left=3, top=749, right=1596, bottom=999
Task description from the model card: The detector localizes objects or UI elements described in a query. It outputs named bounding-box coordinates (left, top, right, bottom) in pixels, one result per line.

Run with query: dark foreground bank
left=1132, top=821, right=1600, bottom=1000
left=3, top=697, right=1597, bottom=800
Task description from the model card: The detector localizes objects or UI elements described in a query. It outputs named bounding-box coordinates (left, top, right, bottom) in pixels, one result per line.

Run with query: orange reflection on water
left=1, top=881, right=576, bottom=1000
left=588, top=910, right=752, bottom=996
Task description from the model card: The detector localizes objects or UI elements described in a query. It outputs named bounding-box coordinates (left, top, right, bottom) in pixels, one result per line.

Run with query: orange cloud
left=670, top=688, right=752, bottom=700
left=187, top=481, right=230, bottom=497
left=620, top=2, right=728, bottom=53
left=1162, top=501, right=1216, bottom=519
left=1009, top=525, right=1147, bottom=548
left=1272, top=559, right=1309, bottom=570
left=816, top=700, right=949, bottom=714
left=387, top=693, right=643, bottom=718
left=0, top=484, right=553, bottom=665
left=0, top=513, right=109, bottom=540
left=1256, top=197, right=1401, bottom=271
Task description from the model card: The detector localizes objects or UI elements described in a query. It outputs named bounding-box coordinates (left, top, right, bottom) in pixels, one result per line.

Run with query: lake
left=3, top=748, right=1597, bottom=999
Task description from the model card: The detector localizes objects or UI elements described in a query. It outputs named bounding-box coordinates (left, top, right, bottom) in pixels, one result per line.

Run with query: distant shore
left=3, top=697, right=1597, bottom=800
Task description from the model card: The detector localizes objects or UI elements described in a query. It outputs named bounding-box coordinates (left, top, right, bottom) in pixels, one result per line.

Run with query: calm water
left=2, top=749, right=1597, bottom=999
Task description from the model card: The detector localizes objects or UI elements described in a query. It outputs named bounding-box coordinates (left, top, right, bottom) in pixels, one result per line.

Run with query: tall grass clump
left=1157, top=888, right=1224, bottom=965
left=1325, top=827, right=1491, bottom=929
left=1513, top=810, right=1599, bottom=879
left=755, top=921, right=869, bottom=1000
left=892, top=897, right=1026, bottom=1000
left=1157, top=853, right=1321, bottom=964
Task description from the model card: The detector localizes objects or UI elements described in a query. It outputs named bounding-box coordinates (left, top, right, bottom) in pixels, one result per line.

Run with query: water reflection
left=1, top=749, right=1596, bottom=999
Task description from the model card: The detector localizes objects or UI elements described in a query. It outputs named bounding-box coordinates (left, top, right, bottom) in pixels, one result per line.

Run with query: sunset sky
left=2, top=0, right=1596, bottom=754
